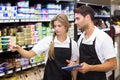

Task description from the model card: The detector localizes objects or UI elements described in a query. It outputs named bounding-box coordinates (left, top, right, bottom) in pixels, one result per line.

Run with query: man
left=74, top=5, right=117, bottom=80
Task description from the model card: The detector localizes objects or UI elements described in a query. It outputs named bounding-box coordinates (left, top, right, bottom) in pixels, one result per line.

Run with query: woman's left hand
left=66, top=60, right=76, bottom=66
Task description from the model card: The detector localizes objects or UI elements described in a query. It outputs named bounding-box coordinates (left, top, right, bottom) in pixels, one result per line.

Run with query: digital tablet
left=62, top=64, right=82, bottom=71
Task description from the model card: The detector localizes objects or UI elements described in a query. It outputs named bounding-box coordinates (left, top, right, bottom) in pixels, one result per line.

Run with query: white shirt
left=32, top=36, right=79, bottom=63
left=77, top=27, right=116, bottom=77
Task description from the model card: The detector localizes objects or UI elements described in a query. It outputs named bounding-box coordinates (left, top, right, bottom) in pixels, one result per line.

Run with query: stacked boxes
left=16, top=32, right=24, bottom=46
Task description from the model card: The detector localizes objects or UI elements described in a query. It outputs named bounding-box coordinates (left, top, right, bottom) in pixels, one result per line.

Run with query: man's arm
left=89, top=57, right=117, bottom=72
left=75, top=57, right=117, bottom=74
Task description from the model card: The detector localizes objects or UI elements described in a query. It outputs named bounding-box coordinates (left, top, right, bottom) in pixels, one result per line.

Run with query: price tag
left=15, top=19, right=19, bottom=22
left=0, top=50, right=3, bottom=53
left=32, top=64, right=36, bottom=67
left=21, top=19, right=25, bottom=22
left=0, top=73, right=5, bottom=77
left=26, top=19, right=29, bottom=22
left=16, top=68, right=21, bottom=71
left=42, top=61, right=45, bottom=64
left=37, top=62, right=41, bottom=66
left=27, top=65, right=31, bottom=68
left=0, top=20, right=4, bottom=23
left=28, top=45, right=33, bottom=48
left=22, top=46, right=26, bottom=48
left=7, top=49, right=11, bottom=51
left=30, top=19, right=35, bottom=22
left=22, top=66, right=27, bottom=70
left=7, top=70, right=13, bottom=74
left=4, top=20, right=9, bottom=22
left=10, top=20, right=14, bottom=22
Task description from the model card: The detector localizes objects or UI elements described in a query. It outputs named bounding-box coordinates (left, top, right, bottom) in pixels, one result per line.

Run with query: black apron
left=77, top=38, right=107, bottom=80
left=43, top=39, right=72, bottom=80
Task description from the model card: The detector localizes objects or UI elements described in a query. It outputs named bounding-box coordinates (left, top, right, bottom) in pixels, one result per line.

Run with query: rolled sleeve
left=32, top=36, right=52, bottom=55
left=101, top=35, right=116, bottom=60
left=71, top=40, right=79, bottom=61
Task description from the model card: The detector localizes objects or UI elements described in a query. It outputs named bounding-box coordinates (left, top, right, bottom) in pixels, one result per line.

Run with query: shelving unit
left=0, top=61, right=45, bottom=77
left=0, top=0, right=75, bottom=79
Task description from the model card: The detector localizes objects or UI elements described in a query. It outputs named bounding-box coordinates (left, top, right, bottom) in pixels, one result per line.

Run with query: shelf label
left=32, top=64, right=36, bottom=67
left=69, top=19, right=74, bottom=21
left=7, top=49, right=11, bottom=51
left=22, top=46, right=26, bottom=48
left=16, top=68, right=21, bottom=71
left=30, top=19, right=35, bottom=22
left=28, top=45, right=33, bottom=48
left=37, top=62, right=41, bottom=65
left=0, top=50, right=3, bottom=53
left=0, top=73, right=5, bottom=77
left=0, top=20, right=4, bottom=23
left=4, top=20, right=9, bottom=22
left=22, top=66, right=27, bottom=70
left=15, top=19, right=19, bottom=22
left=7, top=70, right=13, bottom=74
left=26, top=19, right=30, bottom=22
left=21, top=19, right=25, bottom=22
left=27, top=65, right=31, bottom=68
left=42, top=61, right=45, bottom=64
left=10, top=20, right=14, bottom=22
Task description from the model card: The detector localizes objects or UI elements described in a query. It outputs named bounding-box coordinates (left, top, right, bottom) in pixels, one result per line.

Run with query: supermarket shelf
left=0, top=62, right=45, bottom=77
left=95, top=15, right=110, bottom=18
left=0, top=44, right=34, bottom=53
left=21, top=18, right=74, bottom=22
left=60, top=0, right=74, bottom=2
left=0, top=73, right=5, bottom=77
left=7, top=70, right=13, bottom=74
left=0, top=19, right=19, bottom=23
left=21, top=44, right=34, bottom=48
left=0, top=18, right=74, bottom=23
left=69, top=19, right=74, bottom=22
left=77, top=1, right=110, bottom=7
left=0, top=49, right=11, bottom=53
left=21, top=19, right=40, bottom=22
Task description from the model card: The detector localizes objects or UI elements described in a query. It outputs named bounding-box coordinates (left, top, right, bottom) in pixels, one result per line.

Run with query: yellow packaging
left=3, top=77, right=16, bottom=80
left=17, top=41, right=24, bottom=46
left=22, top=28, right=31, bottom=33
left=10, top=36, right=16, bottom=44
left=24, top=39, right=31, bottom=45
left=24, top=33, right=31, bottom=38
left=0, top=31, right=1, bottom=36
left=0, top=37, right=1, bottom=42
left=16, top=32, right=24, bottom=37
left=17, top=37, right=24, bottom=41
left=0, top=43, right=2, bottom=50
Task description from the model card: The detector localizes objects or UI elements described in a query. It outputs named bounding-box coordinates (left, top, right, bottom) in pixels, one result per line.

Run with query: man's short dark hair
left=74, top=5, right=95, bottom=22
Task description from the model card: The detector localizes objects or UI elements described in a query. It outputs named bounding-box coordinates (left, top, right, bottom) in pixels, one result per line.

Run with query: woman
left=10, top=14, right=79, bottom=80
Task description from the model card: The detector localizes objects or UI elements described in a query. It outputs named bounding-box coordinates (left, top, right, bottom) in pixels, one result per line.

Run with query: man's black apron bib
left=77, top=38, right=107, bottom=80
left=43, top=39, right=72, bottom=80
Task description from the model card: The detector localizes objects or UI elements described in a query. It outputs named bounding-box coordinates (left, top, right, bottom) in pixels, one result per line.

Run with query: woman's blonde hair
left=48, top=14, right=70, bottom=60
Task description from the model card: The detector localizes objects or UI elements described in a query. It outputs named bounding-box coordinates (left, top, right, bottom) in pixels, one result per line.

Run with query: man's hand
left=74, top=62, right=91, bottom=74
